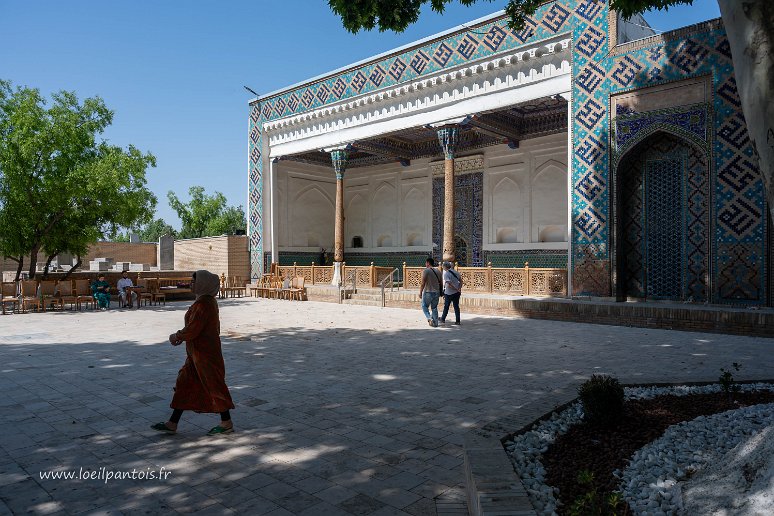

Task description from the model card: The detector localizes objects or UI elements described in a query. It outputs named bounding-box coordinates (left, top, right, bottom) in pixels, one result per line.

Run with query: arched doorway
left=615, top=131, right=710, bottom=302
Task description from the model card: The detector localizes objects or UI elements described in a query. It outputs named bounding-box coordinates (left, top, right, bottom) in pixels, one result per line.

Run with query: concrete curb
left=463, top=390, right=578, bottom=516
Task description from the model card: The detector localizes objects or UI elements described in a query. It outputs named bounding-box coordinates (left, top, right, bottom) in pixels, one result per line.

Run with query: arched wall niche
left=491, top=175, right=524, bottom=244
left=289, top=184, right=335, bottom=248
left=371, top=181, right=397, bottom=248
left=613, top=129, right=710, bottom=303
left=402, top=186, right=426, bottom=246
left=531, top=159, right=567, bottom=242
left=346, top=192, right=368, bottom=248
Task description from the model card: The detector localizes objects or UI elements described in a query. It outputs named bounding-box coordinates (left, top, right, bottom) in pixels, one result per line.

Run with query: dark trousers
left=441, top=292, right=461, bottom=323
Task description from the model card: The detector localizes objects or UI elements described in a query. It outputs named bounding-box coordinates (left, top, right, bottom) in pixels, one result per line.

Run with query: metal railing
left=338, top=267, right=357, bottom=304
left=379, top=268, right=399, bottom=308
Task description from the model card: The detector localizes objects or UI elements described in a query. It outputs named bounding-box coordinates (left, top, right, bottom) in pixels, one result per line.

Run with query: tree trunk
left=718, top=0, right=774, bottom=222
left=42, top=252, right=58, bottom=280
left=13, top=257, right=24, bottom=282
left=28, top=247, right=40, bottom=279
left=62, top=255, right=82, bottom=280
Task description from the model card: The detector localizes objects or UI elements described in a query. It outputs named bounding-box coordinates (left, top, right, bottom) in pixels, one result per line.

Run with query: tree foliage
left=115, top=218, right=177, bottom=243
left=0, top=80, right=157, bottom=278
left=328, top=0, right=694, bottom=32
left=167, top=186, right=246, bottom=239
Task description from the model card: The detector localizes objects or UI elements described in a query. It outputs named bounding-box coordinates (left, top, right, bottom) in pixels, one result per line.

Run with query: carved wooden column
left=330, top=149, right=348, bottom=285
left=437, top=126, right=459, bottom=263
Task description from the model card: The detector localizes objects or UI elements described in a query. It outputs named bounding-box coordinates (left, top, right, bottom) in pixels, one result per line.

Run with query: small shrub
left=578, top=374, right=624, bottom=425
left=568, top=470, right=629, bottom=516
left=719, top=362, right=742, bottom=397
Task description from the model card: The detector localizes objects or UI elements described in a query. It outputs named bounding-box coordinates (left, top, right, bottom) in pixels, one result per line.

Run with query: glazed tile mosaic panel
left=571, top=0, right=767, bottom=304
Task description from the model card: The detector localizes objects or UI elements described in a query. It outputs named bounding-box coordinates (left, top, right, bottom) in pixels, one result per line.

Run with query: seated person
left=117, top=271, right=138, bottom=308
left=92, top=274, right=111, bottom=310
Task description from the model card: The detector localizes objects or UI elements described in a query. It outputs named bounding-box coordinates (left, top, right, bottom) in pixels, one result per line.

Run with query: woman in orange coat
left=152, top=270, right=235, bottom=435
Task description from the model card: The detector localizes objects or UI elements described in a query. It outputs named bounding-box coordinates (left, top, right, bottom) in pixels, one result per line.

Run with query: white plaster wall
left=484, top=132, right=568, bottom=250
left=271, top=133, right=568, bottom=254
left=277, top=161, right=336, bottom=251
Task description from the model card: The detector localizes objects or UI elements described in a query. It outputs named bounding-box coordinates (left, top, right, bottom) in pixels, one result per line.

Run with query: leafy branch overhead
left=327, top=0, right=694, bottom=32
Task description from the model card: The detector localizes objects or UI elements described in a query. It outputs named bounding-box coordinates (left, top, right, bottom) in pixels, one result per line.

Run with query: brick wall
left=1, top=242, right=158, bottom=275
left=84, top=242, right=157, bottom=266
left=174, top=236, right=249, bottom=280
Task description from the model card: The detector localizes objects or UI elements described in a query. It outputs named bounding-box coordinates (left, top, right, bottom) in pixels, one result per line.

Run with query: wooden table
left=124, top=286, right=145, bottom=308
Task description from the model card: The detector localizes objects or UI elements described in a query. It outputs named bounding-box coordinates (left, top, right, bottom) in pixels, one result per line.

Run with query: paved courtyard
left=0, top=298, right=772, bottom=515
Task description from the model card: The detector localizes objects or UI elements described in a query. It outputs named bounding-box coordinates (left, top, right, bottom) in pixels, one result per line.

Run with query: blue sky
left=1, top=0, right=720, bottom=229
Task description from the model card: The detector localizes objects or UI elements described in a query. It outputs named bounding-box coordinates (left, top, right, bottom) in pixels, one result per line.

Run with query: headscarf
left=192, top=270, right=219, bottom=299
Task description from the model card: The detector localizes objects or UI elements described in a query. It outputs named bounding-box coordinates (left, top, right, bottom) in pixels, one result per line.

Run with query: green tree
left=115, top=218, right=177, bottom=243
left=138, top=218, right=177, bottom=242
left=0, top=81, right=157, bottom=279
left=328, top=0, right=774, bottom=223
left=168, top=186, right=246, bottom=239
left=206, top=205, right=246, bottom=236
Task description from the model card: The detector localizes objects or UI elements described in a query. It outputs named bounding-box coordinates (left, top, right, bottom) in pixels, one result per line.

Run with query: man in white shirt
left=440, top=261, right=462, bottom=325
left=117, top=271, right=137, bottom=308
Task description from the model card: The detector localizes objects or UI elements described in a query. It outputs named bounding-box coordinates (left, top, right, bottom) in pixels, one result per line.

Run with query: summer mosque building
left=247, top=0, right=773, bottom=306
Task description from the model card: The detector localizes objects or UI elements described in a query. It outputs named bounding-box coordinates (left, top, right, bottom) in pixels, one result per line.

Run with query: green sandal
left=151, top=422, right=176, bottom=434
left=207, top=425, right=234, bottom=435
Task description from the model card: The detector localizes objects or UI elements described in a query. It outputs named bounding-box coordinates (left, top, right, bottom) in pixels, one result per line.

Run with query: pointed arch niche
left=402, top=186, right=426, bottom=246
left=613, top=129, right=710, bottom=302
left=346, top=191, right=368, bottom=248
left=289, top=184, right=335, bottom=248
left=491, top=175, right=524, bottom=244
left=531, top=159, right=567, bottom=242
left=371, top=181, right=397, bottom=248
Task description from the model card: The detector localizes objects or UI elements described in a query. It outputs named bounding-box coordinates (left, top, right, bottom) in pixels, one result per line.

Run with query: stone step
left=349, top=293, right=382, bottom=302
left=343, top=299, right=382, bottom=307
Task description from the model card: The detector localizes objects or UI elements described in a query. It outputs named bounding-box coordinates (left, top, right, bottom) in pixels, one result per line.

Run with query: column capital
left=436, top=125, right=460, bottom=160
left=330, top=149, right=348, bottom=180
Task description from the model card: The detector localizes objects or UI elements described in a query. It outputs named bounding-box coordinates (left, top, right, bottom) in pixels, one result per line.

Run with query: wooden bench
left=154, top=277, right=194, bottom=297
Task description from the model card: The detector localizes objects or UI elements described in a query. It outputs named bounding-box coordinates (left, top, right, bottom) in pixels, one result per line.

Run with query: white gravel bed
left=504, top=383, right=774, bottom=516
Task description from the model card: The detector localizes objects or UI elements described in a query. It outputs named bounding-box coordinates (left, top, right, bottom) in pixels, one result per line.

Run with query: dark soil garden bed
left=541, top=390, right=774, bottom=515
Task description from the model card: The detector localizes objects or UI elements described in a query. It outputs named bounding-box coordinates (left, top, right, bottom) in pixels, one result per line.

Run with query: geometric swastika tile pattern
left=718, top=198, right=761, bottom=238
left=669, top=39, right=710, bottom=74
left=611, top=55, right=644, bottom=87
left=576, top=25, right=606, bottom=58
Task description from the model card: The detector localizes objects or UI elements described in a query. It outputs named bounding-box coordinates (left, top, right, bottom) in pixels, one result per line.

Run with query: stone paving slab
left=0, top=298, right=772, bottom=515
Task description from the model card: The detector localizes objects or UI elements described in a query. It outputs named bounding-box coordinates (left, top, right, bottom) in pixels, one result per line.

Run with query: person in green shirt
left=92, top=275, right=111, bottom=310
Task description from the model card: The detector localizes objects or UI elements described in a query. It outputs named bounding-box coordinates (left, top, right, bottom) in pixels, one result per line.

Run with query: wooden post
left=330, top=149, right=348, bottom=285
left=370, top=262, right=375, bottom=287
left=402, top=262, right=406, bottom=290
left=524, top=262, right=530, bottom=296
left=437, top=126, right=459, bottom=263
left=311, top=262, right=316, bottom=285
left=487, top=261, right=493, bottom=292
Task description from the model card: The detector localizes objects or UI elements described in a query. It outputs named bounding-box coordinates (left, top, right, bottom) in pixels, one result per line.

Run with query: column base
left=332, top=262, right=342, bottom=286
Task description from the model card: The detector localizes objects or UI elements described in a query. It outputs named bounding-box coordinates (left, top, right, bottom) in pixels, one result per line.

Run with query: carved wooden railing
left=401, top=262, right=567, bottom=297
left=275, top=263, right=395, bottom=288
